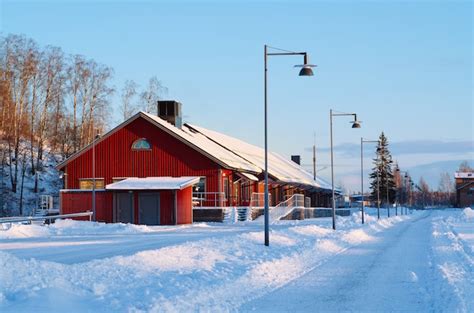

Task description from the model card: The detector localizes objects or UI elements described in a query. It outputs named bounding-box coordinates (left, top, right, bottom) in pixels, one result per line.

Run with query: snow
left=454, top=172, right=473, bottom=178
left=462, top=207, right=474, bottom=220
left=105, top=176, right=200, bottom=190
left=0, top=209, right=472, bottom=312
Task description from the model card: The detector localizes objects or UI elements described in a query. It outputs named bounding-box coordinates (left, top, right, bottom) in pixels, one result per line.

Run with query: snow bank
left=462, top=207, right=474, bottom=221
left=0, top=219, right=189, bottom=239
left=0, top=223, right=51, bottom=238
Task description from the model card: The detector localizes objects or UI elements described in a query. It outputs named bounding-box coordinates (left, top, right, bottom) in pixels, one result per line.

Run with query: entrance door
left=115, top=192, right=133, bottom=223
left=138, top=192, right=160, bottom=225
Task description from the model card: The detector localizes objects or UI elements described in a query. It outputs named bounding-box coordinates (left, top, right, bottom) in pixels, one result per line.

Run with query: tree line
left=0, top=34, right=165, bottom=214
left=368, top=132, right=470, bottom=208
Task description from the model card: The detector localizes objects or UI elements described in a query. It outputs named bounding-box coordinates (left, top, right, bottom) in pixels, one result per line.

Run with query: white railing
left=192, top=192, right=226, bottom=207
left=269, top=194, right=305, bottom=223
left=0, top=211, right=93, bottom=227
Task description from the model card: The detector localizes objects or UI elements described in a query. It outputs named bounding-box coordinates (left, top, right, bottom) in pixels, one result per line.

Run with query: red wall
left=60, top=191, right=113, bottom=222
left=177, top=187, right=193, bottom=224
left=63, top=116, right=221, bottom=194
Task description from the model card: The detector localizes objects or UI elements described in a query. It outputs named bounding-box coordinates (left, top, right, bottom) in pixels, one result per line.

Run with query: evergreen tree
left=369, top=132, right=397, bottom=205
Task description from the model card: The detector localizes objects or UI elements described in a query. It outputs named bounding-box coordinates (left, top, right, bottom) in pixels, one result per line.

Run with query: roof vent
left=157, top=100, right=182, bottom=128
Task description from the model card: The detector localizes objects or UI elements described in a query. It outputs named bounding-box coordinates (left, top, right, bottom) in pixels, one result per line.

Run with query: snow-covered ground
left=0, top=208, right=472, bottom=312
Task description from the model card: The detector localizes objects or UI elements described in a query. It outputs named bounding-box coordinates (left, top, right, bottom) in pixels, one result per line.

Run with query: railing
left=192, top=192, right=226, bottom=207
left=0, top=211, right=93, bottom=226
left=249, top=192, right=272, bottom=207
left=305, top=196, right=311, bottom=208
left=269, top=194, right=305, bottom=223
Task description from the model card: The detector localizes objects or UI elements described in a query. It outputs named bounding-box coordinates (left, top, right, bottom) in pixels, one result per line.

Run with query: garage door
left=115, top=192, right=133, bottom=223
left=138, top=192, right=160, bottom=225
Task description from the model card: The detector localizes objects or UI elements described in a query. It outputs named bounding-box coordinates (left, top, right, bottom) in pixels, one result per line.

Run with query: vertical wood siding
left=60, top=191, right=113, bottom=222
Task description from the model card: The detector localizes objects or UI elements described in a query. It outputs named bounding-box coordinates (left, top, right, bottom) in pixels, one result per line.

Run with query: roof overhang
left=105, top=176, right=200, bottom=190
left=237, top=172, right=259, bottom=182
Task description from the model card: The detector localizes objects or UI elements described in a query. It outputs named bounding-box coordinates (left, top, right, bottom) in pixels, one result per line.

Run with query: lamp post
left=330, top=110, right=361, bottom=230
left=396, top=168, right=410, bottom=215
left=360, top=138, right=378, bottom=224
left=263, top=45, right=315, bottom=246
left=376, top=154, right=381, bottom=220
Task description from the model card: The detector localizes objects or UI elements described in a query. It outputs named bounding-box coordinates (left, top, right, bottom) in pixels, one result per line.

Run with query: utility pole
left=313, top=132, right=316, bottom=181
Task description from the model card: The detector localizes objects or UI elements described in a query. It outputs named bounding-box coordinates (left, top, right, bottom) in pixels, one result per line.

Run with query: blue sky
left=1, top=0, right=472, bottom=191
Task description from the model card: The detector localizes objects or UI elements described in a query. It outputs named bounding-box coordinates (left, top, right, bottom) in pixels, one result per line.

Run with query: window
left=79, top=178, right=104, bottom=190
left=132, top=138, right=151, bottom=150
left=194, top=177, right=206, bottom=193
left=223, top=177, right=230, bottom=201
left=241, top=183, right=250, bottom=202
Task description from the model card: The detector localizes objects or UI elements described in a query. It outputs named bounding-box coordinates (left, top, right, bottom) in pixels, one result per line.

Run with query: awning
left=105, top=177, right=200, bottom=190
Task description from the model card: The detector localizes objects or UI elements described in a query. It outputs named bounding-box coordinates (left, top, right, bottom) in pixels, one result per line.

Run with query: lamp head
left=295, top=53, right=316, bottom=76
left=299, top=66, right=314, bottom=76
left=350, top=114, right=361, bottom=128
left=351, top=121, right=361, bottom=128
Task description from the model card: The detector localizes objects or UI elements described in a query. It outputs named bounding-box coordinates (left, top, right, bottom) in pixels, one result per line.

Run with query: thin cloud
left=314, top=140, right=474, bottom=158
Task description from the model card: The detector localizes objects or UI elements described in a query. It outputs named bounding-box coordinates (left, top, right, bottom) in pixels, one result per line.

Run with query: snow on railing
left=269, top=194, right=305, bottom=223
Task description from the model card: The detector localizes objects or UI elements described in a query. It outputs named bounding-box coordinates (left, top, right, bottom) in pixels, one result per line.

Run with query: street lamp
left=395, top=168, right=410, bottom=215
left=360, top=138, right=378, bottom=224
left=263, top=45, right=315, bottom=246
left=330, top=110, right=361, bottom=230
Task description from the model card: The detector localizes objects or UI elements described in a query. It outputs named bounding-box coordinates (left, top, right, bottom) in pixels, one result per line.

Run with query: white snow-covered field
left=0, top=208, right=472, bottom=313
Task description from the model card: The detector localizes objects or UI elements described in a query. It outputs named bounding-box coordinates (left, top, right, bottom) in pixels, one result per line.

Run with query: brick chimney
left=157, top=100, right=182, bottom=128
left=291, top=155, right=301, bottom=165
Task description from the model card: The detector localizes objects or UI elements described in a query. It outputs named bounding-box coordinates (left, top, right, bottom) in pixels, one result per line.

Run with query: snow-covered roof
left=105, top=177, right=200, bottom=190
left=454, top=172, right=474, bottom=179
left=184, top=123, right=333, bottom=191
left=141, top=112, right=261, bottom=173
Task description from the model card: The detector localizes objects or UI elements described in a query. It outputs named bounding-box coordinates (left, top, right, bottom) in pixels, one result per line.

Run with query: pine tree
left=369, top=132, right=397, bottom=205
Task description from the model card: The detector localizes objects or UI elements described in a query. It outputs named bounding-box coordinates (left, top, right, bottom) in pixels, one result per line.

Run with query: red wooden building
left=57, top=101, right=334, bottom=225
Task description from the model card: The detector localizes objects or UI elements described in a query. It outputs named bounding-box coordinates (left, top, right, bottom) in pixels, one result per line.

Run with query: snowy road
left=241, top=211, right=472, bottom=312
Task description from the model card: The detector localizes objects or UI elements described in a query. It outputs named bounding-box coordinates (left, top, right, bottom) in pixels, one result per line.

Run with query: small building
left=57, top=101, right=335, bottom=225
left=455, top=172, right=474, bottom=207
